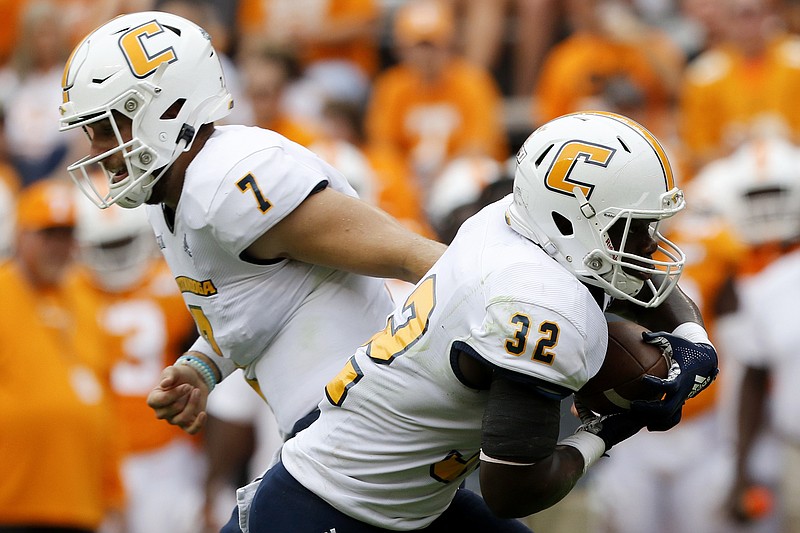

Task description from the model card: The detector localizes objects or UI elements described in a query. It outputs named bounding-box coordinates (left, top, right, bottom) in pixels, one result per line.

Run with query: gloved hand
left=574, top=397, right=647, bottom=452
left=631, top=331, right=719, bottom=431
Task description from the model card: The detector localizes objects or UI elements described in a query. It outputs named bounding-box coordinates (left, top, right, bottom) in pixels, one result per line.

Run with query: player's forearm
left=396, top=236, right=447, bottom=284
left=479, top=446, right=585, bottom=517
left=616, top=284, right=704, bottom=332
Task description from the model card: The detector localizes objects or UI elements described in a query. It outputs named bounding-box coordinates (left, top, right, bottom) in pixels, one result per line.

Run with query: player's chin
left=622, top=265, right=652, bottom=281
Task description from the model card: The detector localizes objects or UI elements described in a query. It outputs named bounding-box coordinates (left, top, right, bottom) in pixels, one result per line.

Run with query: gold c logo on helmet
left=118, top=20, right=177, bottom=79
left=545, top=141, right=615, bottom=199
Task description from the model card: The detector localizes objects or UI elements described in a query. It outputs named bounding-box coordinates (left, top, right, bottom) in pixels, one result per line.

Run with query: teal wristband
left=176, top=354, right=217, bottom=392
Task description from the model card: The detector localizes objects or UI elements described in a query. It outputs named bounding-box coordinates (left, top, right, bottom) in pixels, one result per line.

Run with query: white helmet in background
left=59, top=11, right=233, bottom=209
left=690, top=137, right=800, bottom=246
left=309, top=139, right=378, bottom=205
left=426, top=155, right=503, bottom=231
left=0, top=180, right=14, bottom=258
left=75, top=191, right=156, bottom=292
left=506, top=111, right=685, bottom=307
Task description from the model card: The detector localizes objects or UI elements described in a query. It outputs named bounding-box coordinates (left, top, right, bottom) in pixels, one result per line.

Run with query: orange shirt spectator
left=239, top=47, right=321, bottom=147
left=534, top=0, right=684, bottom=138
left=366, top=0, right=508, bottom=192
left=316, top=99, right=435, bottom=238
left=678, top=0, right=800, bottom=171
left=0, top=178, right=124, bottom=531
left=237, top=0, right=381, bottom=79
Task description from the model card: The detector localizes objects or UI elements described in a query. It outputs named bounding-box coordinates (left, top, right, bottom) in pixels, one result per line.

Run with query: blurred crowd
left=3, top=0, right=800, bottom=532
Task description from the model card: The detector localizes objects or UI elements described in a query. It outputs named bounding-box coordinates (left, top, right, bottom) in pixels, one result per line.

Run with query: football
left=575, top=319, right=670, bottom=415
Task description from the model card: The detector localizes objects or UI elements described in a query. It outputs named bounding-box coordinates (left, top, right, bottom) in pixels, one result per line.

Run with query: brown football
left=575, top=319, right=670, bottom=415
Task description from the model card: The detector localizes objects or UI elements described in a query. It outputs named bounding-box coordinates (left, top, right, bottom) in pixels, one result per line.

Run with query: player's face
left=16, top=226, right=76, bottom=287
left=608, top=218, right=658, bottom=280
left=85, top=112, right=132, bottom=186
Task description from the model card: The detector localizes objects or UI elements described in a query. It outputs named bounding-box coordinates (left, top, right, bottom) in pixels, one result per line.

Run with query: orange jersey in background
left=71, top=260, right=198, bottom=455
left=237, top=0, right=381, bottom=77
left=679, top=34, right=800, bottom=168
left=0, top=260, right=124, bottom=529
left=364, top=142, right=435, bottom=239
left=664, top=220, right=747, bottom=419
left=534, top=33, right=679, bottom=135
left=366, top=57, right=508, bottom=185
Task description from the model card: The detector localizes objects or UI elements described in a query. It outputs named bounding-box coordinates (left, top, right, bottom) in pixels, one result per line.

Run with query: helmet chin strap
left=116, top=119, right=198, bottom=208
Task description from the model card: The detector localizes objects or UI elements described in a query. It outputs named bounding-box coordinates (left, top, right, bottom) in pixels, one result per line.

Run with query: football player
left=59, top=10, right=444, bottom=436
left=73, top=192, right=205, bottom=533
left=58, top=9, right=446, bottom=529
left=58, top=12, right=717, bottom=532
left=244, top=112, right=719, bottom=532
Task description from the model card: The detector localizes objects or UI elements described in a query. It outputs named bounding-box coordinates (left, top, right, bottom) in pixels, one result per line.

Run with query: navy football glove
left=631, top=331, right=719, bottom=431
left=574, top=397, right=647, bottom=452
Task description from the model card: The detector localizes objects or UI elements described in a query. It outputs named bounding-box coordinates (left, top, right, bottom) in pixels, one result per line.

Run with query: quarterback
left=58, top=12, right=444, bottom=447
left=245, top=112, right=720, bottom=532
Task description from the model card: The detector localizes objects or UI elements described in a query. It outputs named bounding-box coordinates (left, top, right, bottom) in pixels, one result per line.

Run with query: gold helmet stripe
left=578, top=111, right=675, bottom=191
left=60, top=15, right=123, bottom=104
left=61, top=34, right=89, bottom=104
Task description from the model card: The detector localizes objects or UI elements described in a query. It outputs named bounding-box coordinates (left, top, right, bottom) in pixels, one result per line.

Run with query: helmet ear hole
left=552, top=211, right=573, bottom=236
left=160, top=98, right=186, bottom=120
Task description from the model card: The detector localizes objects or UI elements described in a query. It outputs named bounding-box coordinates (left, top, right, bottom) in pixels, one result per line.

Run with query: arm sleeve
left=188, top=336, right=239, bottom=382
left=481, top=372, right=562, bottom=463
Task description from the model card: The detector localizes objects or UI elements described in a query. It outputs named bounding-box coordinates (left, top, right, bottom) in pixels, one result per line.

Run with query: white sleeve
left=467, top=300, right=607, bottom=393
left=208, top=147, right=330, bottom=256
left=187, top=336, right=239, bottom=381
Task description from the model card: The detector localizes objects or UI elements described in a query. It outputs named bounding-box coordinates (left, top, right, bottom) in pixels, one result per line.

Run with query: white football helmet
left=690, top=137, right=800, bottom=246
left=426, top=155, right=503, bottom=230
left=309, top=139, right=378, bottom=205
left=506, top=111, right=686, bottom=307
left=59, top=11, right=233, bottom=208
left=75, top=189, right=156, bottom=292
left=0, top=180, right=14, bottom=259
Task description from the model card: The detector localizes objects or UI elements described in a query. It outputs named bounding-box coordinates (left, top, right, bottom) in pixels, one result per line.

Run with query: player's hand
left=146, top=364, right=210, bottom=434
left=573, top=397, right=647, bottom=452
left=631, top=331, right=719, bottom=431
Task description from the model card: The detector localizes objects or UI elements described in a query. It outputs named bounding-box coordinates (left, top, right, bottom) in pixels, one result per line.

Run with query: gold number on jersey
left=118, top=20, right=178, bottom=79
left=546, top=142, right=614, bottom=199
left=237, top=173, right=272, bottom=213
left=325, top=356, right=363, bottom=406
left=431, top=449, right=480, bottom=483
left=188, top=305, right=223, bottom=356
left=533, top=321, right=559, bottom=365
left=324, top=275, right=437, bottom=405
left=365, top=275, right=436, bottom=363
left=505, top=316, right=560, bottom=365
left=505, top=313, right=531, bottom=355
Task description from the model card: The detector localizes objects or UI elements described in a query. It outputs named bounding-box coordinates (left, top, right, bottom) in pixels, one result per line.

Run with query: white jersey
left=146, top=125, right=394, bottom=437
left=724, top=248, right=800, bottom=442
left=282, top=197, right=609, bottom=530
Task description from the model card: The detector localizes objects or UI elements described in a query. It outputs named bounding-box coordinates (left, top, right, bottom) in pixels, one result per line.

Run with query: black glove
left=631, top=331, right=719, bottom=431
left=574, top=397, right=647, bottom=452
